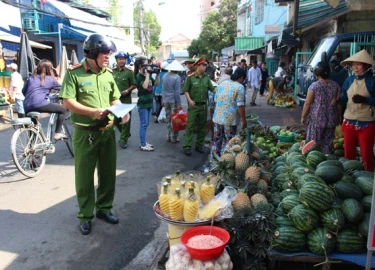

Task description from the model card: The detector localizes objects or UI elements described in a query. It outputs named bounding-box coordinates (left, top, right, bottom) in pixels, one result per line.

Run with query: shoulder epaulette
left=125, top=66, right=133, bottom=71
left=106, top=67, right=113, bottom=73
left=69, top=64, right=82, bottom=70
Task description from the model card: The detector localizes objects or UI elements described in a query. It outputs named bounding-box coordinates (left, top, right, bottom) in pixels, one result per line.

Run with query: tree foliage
left=133, top=3, right=162, bottom=56
left=187, top=0, right=237, bottom=58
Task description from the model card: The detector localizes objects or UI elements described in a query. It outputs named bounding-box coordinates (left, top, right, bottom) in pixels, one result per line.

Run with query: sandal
left=54, top=133, right=68, bottom=140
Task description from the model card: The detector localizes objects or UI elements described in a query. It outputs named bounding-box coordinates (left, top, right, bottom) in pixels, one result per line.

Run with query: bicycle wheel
left=61, top=122, right=74, bottom=157
left=11, top=128, right=46, bottom=178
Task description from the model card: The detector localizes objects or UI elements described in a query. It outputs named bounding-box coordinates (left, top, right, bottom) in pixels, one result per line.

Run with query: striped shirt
left=136, top=73, right=154, bottom=109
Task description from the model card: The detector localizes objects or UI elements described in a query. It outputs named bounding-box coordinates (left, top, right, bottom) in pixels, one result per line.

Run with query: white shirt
left=10, top=71, right=25, bottom=100
left=247, top=67, right=262, bottom=88
left=275, top=67, right=286, bottom=77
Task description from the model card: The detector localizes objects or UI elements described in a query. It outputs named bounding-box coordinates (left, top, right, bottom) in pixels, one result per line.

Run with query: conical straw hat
left=340, top=49, right=375, bottom=67
left=166, top=60, right=185, bottom=71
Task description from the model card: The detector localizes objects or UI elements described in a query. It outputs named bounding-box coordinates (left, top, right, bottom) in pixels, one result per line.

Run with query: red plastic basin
left=180, top=226, right=230, bottom=261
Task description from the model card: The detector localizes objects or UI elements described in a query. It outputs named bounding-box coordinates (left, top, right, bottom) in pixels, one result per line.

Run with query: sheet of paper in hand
left=105, top=103, right=136, bottom=118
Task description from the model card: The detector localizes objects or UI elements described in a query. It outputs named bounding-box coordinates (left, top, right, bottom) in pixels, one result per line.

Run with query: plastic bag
left=172, top=109, right=188, bottom=131
left=158, top=107, right=167, bottom=123
left=166, top=244, right=233, bottom=270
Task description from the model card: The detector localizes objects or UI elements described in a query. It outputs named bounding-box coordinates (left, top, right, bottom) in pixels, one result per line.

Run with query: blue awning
left=297, top=0, right=350, bottom=33
left=221, top=45, right=234, bottom=55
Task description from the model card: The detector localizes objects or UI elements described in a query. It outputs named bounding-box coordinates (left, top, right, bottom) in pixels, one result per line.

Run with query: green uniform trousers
left=183, top=104, right=207, bottom=149
left=115, top=111, right=132, bottom=144
left=115, top=97, right=132, bottom=144
left=73, top=127, right=117, bottom=221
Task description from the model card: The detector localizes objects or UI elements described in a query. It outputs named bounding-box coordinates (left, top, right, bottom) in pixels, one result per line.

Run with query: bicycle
left=10, top=92, right=74, bottom=178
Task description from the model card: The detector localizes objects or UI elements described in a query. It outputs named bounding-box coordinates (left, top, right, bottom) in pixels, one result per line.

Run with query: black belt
left=74, top=122, right=113, bottom=132
left=194, top=102, right=206, bottom=105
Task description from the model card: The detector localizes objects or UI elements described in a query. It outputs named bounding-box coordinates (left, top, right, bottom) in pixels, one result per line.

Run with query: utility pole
left=138, top=0, right=145, bottom=55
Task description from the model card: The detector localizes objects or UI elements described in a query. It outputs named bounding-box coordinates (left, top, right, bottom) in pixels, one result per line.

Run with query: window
left=255, top=0, right=265, bottom=25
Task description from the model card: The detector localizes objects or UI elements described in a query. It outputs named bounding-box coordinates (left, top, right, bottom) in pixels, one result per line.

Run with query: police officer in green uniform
left=112, top=51, right=136, bottom=149
left=183, top=58, right=215, bottom=156
left=60, top=34, right=130, bottom=235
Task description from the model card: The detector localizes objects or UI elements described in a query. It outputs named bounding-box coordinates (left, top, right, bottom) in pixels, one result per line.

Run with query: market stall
left=153, top=115, right=375, bottom=269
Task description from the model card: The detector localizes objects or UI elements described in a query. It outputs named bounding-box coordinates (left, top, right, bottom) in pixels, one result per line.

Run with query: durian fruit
left=199, top=201, right=225, bottom=219
left=251, top=193, right=268, bottom=207
left=200, top=176, right=215, bottom=205
left=257, top=179, right=268, bottom=193
left=232, top=192, right=251, bottom=211
left=228, top=137, right=242, bottom=147
left=235, top=152, right=249, bottom=172
left=221, top=153, right=235, bottom=168
left=183, top=188, right=199, bottom=222
left=159, top=182, right=170, bottom=215
left=245, top=166, right=261, bottom=183
left=169, top=188, right=184, bottom=221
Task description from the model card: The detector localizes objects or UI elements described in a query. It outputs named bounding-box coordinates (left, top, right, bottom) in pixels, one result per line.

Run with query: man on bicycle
left=60, top=34, right=130, bottom=235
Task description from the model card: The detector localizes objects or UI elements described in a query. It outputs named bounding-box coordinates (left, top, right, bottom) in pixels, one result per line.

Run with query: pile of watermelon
left=270, top=140, right=374, bottom=256
left=0, top=95, right=8, bottom=105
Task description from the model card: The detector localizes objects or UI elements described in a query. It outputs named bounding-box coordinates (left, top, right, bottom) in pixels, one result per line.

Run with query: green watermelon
left=288, top=204, right=319, bottom=232
left=358, top=213, right=370, bottom=237
left=280, top=188, right=299, bottom=199
left=361, top=195, right=372, bottom=212
left=271, top=192, right=282, bottom=208
left=341, top=174, right=355, bottom=183
left=343, top=160, right=364, bottom=174
left=273, top=226, right=306, bottom=252
left=275, top=215, right=294, bottom=227
left=352, top=171, right=374, bottom=179
left=315, top=165, right=343, bottom=184
left=317, top=160, right=344, bottom=171
left=280, top=194, right=300, bottom=214
left=334, top=149, right=345, bottom=157
left=339, top=157, right=349, bottom=163
left=290, top=167, right=312, bottom=182
left=334, top=181, right=363, bottom=201
left=307, top=228, right=336, bottom=255
left=355, top=176, right=374, bottom=195
left=299, top=182, right=336, bottom=212
left=320, top=208, right=345, bottom=232
left=275, top=206, right=284, bottom=216
left=332, top=198, right=344, bottom=209
left=336, top=229, right=366, bottom=253
left=306, top=150, right=327, bottom=168
left=342, top=199, right=364, bottom=224
left=296, top=174, right=325, bottom=190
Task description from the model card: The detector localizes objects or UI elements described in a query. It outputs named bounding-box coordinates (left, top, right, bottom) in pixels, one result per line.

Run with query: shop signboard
left=265, top=25, right=280, bottom=35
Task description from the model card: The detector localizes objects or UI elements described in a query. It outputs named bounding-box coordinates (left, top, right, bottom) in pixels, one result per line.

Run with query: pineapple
left=171, top=171, right=181, bottom=191
left=159, top=182, right=170, bottom=215
left=184, top=188, right=199, bottom=222
left=228, top=137, right=242, bottom=147
left=230, top=145, right=243, bottom=154
left=257, top=179, right=268, bottom=193
left=160, top=176, right=172, bottom=193
left=232, top=192, right=251, bottom=211
left=251, top=193, right=268, bottom=207
left=169, top=188, right=184, bottom=221
left=200, top=176, right=215, bottom=205
left=221, top=153, right=235, bottom=168
left=245, top=166, right=261, bottom=183
left=235, top=152, right=249, bottom=172
left=199, top=201, right=225, bottom=219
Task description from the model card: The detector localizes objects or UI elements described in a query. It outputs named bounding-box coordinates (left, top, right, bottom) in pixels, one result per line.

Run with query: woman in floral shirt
left=212, top=69, right=247, bottom=156
left=301, top=62, right=341, bottom=154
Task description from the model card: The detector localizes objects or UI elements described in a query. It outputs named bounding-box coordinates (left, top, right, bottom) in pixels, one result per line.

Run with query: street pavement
left=0, top=90, right=302, bottom=270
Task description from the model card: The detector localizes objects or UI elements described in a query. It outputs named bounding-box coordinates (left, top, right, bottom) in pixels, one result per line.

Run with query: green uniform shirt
left=112, top=67, right=135, bottom=103
left=183, top=72, right=215, bottom=102
left=60, top=59, right=121, bottom=126
left=136, top=73, right=154, bottom=109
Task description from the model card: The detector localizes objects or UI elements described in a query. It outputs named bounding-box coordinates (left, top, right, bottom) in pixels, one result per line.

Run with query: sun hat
left=340, top=49, right=375, bottom=67
left=166, top=60, right=185, bottom=72
left=7, top=63, right=18, bottom=70
left=161, top=61, right=169, bottom=70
